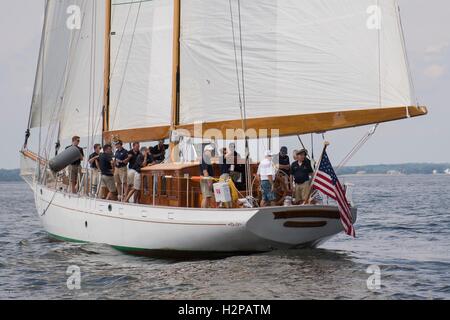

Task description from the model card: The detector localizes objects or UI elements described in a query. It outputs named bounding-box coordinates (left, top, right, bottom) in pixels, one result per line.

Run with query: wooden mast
left=170, top=0, right=181, bottom=161
left=102, top=0, right=112, bottom=143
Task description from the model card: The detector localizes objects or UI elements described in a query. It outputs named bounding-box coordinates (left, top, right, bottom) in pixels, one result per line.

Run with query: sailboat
left=20, top=0, right=427, bottom=255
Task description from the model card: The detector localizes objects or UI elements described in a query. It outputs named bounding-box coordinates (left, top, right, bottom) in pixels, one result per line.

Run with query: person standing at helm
left=290, top=149, right=313, bottom=204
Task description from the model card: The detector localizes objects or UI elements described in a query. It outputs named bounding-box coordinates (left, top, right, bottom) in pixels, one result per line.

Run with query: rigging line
left=236, top=0, right=253, bottom=197
left=228, top=0, right=244, bottom=123
left=336, top=124, right=379, bottom=172
left=86, top=0, right=97, bottom=175
left=42, top=0, right=90, bottom=162
left=85, top=1, right=134, bottom=141
left=46, top=0, right=90, bottom=138
left=110, top=0, right=142, bottom=130
left=397, top=3, right=418, bottom=113
left=90, top=1, right=142, bottom=140
left=297, top=135, right=306, bottom=151
left=377, top=0, right=382, bottom=110
left=41, top=0, right=90, bottom=159
left=26, top=0, right=49, bottom=133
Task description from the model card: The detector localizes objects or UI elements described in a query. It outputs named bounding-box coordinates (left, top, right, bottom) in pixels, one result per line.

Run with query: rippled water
left=0, top=175, right=449, bottom=300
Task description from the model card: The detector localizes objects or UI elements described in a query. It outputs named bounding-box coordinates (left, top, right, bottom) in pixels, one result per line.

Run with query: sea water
left=0, top=175, right=449, bottom=300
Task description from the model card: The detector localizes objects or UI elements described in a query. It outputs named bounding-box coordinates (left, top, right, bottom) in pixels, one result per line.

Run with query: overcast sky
left=1, top=0, right=449, bottom=169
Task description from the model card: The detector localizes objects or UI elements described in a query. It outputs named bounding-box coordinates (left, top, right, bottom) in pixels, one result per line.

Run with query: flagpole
left=304, top=141, right=330, bottom=204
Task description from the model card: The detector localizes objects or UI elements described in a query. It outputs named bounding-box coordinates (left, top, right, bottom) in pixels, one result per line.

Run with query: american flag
left=311, top=151, right=355, bottom=237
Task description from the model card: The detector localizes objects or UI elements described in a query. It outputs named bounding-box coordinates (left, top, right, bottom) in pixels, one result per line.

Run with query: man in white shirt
left=257, top=150, right=277, bottom=207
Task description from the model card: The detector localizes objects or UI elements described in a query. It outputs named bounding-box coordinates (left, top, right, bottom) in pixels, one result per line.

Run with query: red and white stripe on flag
left=312, top=171, right=356, bottom=237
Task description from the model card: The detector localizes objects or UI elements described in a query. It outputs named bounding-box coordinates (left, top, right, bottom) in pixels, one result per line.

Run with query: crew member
left=114, top=140, right=130, bottom=200
left=127, top=142, right=140, bottom=194
left=66, top=136, right=84, bottom=194
left=125, top=147, right=155, bottom=204
left=88, top=144, right=101, bottom=196
left=257, top=150, right=276, bottom=207
left=151, top=140, right=169, bottom=164
left=99, top=144, right=118, bottom=201
left=290, top=149, right=314, bottom=204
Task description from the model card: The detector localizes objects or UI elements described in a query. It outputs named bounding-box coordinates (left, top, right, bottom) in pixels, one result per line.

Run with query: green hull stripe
left=47, top=232, right=146, bottom=251
left=47, top=232, right=88, bottom=244
left=112, top=245, right=151, bottom=253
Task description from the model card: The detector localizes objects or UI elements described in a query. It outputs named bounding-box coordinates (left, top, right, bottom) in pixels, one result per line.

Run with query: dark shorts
left=261, top=180, right=276, bottom=202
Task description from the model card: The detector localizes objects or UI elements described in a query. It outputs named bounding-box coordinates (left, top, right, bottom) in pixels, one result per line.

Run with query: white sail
left=29, top=0, right=105, bottom=141
left=179, top=0, right=414, bottom=125
left=108, top=0, right=174, bottom=132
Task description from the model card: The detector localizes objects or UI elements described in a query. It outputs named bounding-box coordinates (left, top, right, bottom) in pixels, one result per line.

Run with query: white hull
left=33, top=184, right=357, bottom=254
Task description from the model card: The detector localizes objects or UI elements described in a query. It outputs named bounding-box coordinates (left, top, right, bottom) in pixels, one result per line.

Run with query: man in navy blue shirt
left=127, top=142, right=140, bottom=194
left=290, top=149, right=313, bottom=204
left=113, top=140, right=131, bottom=200
left=125, top=147, right=155, bottom=203
left=99, top=144, right=117, bottom=200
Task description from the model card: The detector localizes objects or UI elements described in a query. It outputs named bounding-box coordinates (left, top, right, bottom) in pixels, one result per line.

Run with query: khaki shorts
left=133, top=173, right=142, bottom=191
left=114, top=166, right=128, bottom=185
left=68, top=165, right=81, bottom=184
left=90, top=168, right=100, bottom=187
left=200, top=177, right=214, bottom=198
left=127, top=169, right=137, bottom=186
left=295, top=181, right=311, bottom=202
left=101, top=175, right=117, bottom=193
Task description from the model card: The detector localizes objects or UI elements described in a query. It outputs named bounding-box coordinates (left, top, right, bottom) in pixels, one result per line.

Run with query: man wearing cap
left=290, top=149, right=314, bottom=204
left=113, top=140, right=131, bottom=200
left=257, top=150, right=277, bottom=207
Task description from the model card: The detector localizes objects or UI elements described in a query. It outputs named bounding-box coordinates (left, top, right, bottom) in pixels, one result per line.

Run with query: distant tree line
left=0, top=169, right=22, bottom=182
left=1, top=163, right=449, bottom=182
left=337, top=163, right=450, bottom=175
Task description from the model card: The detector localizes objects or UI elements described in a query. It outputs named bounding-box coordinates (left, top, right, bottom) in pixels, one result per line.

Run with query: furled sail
left=178, top=0, right=427, bottom=137
left=107, top=0, right=175, bottom=140
left=29, top=0, right=105, bottom=141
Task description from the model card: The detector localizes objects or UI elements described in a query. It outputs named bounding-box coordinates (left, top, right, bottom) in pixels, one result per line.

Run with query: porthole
left=108, top=204, right=112, bottom=212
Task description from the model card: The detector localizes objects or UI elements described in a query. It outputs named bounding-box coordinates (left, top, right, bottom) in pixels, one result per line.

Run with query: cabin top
left=142, top=162, right=199, bottom=172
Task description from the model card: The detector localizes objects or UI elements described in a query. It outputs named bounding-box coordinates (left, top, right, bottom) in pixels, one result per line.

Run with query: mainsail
left=177, top=0, right=426, bottom=137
